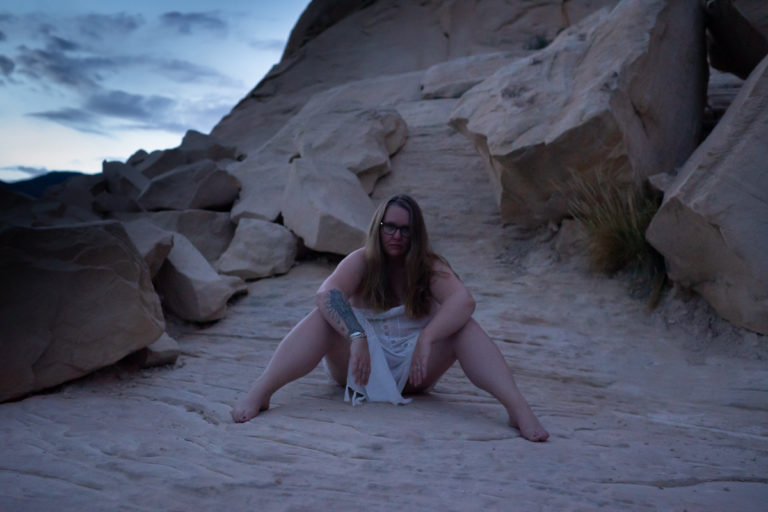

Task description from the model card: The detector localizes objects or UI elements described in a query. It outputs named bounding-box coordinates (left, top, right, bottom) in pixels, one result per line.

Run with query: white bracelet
left=349, top=331, right=366, bottom=342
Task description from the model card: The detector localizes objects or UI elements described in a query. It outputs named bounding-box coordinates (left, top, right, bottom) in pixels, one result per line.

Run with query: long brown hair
left=359, top=194, right=445, bottom=318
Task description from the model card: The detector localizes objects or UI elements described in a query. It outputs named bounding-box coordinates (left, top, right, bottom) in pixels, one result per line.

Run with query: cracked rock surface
left=1, top=143, right=766, bottom=510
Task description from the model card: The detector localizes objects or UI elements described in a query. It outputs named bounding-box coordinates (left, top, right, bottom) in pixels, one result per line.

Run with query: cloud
left=6, top=13, right=146, bottom=92
left=0, top=55, right=13, bottom=75
left=248, top=39, right=285, bottom=52
left=77, top=13, right=144, bottom=40
left=153, top=58, right=240, bottom=86
left=161, top=11, right=227, bottom=35
left=178, top=97, right=233, bottom=132
left=160, top=11, right=228, bottom=35
left=85, top=89, right=176, bottom=121
left=0, top=30, right=6, bottom=42
left=93, top=93, right=233, bottom=134
left=6, top=9, right=257, bottom=138
left=118, top=119, right=189, bottom=133
left=45, top=34, right=80, bottom=52
left=13, top=46, right=234, bottom=93
left=27, top=107, right=105, bottom=134
left=11, top=22, right=113, bottom=91
left=28, top=107, right=95, bottom=123
left=26, top=89, right=188, bottom=134
left=13, top=22, right=237, bottom=92
left=15, top=45, right=116, bottom=92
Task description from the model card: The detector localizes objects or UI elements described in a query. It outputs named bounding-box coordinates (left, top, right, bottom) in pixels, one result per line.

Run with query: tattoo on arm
left=325, top=289, right=364, bottom=337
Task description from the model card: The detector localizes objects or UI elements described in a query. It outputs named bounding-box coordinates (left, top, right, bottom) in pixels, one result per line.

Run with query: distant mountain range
left=0, top=171, right=84, bottom=198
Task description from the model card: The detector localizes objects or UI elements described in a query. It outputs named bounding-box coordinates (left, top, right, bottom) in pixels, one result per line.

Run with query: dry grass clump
left=563, top=167, right=666, bottom=307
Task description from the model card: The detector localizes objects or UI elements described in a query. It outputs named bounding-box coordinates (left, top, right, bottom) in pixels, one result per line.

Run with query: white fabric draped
left=345, top=305, right=430, bottom=406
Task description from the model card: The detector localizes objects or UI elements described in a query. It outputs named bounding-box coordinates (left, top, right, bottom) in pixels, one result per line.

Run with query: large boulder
left=122, top=219, right=174, bottom=278
left=42, top=173, right=106, bottom=213
left=295, top=108, right=407, bottom=193
left=228, top=159, right=289, bottom=223
left=2, top=195, right=102, bottom=227
left=154, top=233, right=247, bottom=323
left=36, top=168, right=135, bottom=216
left=230, top=74, right=417, bottom=222
left=282, top=158, right=374, bottom=255
left=419, top=52, right=515, bottom=99
left=450, top=0, right=707, bottom=227
left=85, top=161, right=146, bottom=215
left=137, top=210, right=236, bottom=264
left=215, top=219, right=297, bottom=280
left=102, top=160, right=149, bottom=201
left=646, top=55, right=768, bottom=335
left=137, top=159, right=241, bottom=212
left=2, top=174, right=108, bottom=224
left=93, top=190, right=142, bottom=215
left=0, top=221, right=166, bottom=402
left=131, top=130, right=240, bottom=179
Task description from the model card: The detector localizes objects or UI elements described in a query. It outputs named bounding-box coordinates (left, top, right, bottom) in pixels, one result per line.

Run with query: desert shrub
left=563, top=167, right=666, bottom=307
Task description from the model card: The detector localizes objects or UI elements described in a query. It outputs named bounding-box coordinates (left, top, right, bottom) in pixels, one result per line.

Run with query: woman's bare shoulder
left=429, top=255, right=470, bottom=302
left=342, top=247, right=367, bottom=272
left=430, top=255, right=455, bottom=277
left=318, top=247, right=367, bottom=295
left=347, top=247, right=366, bottom=260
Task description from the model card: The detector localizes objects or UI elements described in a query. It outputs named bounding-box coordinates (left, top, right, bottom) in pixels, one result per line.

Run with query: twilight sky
left=0, top=0, right=310, bottom=183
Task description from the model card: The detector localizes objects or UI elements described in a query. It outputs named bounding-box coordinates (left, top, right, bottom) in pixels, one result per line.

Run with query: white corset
left=345, top=305, right=431, bottom=405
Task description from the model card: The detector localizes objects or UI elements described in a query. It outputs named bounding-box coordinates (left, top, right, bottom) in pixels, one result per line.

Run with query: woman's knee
left=434, top=318, right=479, bottom=351
left=450, top=317, right=487, bottom=343
left=307, top=309, right=349, bottom=381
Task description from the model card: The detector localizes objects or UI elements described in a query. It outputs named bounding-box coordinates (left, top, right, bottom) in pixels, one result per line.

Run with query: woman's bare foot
left=509, top=404, right=549, bottom=442
left=230, top=385, right=270, bottom=423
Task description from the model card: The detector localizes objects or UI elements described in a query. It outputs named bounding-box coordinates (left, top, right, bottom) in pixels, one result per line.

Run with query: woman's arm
left=316, top=248, right=367, bottom=339
left=316, top=248, right=371, bottom=386
left=315, top=249, right=371, bottom=386
left=420, top=260, right=476, bottom=344
left=410, top=260, right=475, bottom=387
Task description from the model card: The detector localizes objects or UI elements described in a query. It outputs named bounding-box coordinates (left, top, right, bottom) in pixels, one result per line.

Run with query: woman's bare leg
left=451, top=319, right=548, bottom=441
left=410, top=319, right=549, bottom=442
left=230, top=308, right=349, bottom=422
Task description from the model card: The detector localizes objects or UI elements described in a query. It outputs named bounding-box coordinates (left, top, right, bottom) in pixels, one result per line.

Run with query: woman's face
left=380, top=204, right=411, bottom=259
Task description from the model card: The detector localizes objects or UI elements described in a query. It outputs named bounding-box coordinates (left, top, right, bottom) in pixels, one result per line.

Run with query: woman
left=231, top=194, right=549, bottom=442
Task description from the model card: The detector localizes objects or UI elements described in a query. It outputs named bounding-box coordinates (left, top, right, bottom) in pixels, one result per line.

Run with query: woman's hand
left=349, top=337, right=370, bottom=386
left=409, top=335, right=432, bottom=388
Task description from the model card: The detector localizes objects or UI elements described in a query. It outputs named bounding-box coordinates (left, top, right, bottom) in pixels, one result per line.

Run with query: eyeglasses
left=380, top=221, right=411, bottom=238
